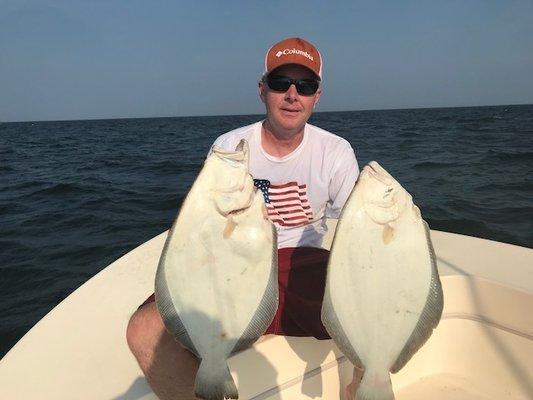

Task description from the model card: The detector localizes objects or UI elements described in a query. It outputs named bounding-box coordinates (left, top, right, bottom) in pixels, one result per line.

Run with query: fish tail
left=194, top=358, right=238, bottom=400
left=356, top=370, right=395, bottom=400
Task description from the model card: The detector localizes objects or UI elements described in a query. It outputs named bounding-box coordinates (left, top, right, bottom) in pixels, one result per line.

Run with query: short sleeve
left=326, top=145, right=360, bottom=218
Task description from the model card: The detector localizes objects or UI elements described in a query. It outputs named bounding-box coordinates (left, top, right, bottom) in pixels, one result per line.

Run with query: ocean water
left=1, top=105, right=532, bottom=358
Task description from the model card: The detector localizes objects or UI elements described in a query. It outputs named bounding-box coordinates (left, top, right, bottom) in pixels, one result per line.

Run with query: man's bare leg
left=127, top=302, right=199, bottom=400
left=345, top=365, right=364, bottom=400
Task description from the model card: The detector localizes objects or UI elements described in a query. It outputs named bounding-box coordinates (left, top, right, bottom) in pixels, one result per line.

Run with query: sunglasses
left=266, top=75, right=320, bottom=96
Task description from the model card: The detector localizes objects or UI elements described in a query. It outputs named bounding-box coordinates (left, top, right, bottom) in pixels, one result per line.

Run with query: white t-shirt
left=210, top=121, right=359, bottom=249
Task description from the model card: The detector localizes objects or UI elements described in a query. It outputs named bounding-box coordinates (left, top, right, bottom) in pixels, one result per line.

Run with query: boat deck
left=1, top=224, right=532, bottom=399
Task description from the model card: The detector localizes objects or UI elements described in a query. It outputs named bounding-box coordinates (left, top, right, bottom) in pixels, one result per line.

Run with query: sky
left=1, top=0, right=532, bottom=122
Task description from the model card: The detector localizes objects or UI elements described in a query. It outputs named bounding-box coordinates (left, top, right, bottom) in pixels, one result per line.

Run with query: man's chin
left=278, top=117, right=305, bottom=132
left=280, top=125, right=304, bottom=136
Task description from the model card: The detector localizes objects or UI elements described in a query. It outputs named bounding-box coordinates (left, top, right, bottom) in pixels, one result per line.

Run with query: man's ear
left=313, top=88, right=322, bottom=108
left=258, top=81, right=266, bottom=104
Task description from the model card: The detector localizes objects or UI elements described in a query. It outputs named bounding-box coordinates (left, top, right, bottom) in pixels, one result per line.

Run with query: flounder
left=322, top=161, right=443, bottom=400
left=155, top=140, right=278, bottom=400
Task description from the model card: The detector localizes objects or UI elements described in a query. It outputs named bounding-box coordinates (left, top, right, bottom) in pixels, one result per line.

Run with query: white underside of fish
left=322, top=161, right=443, bottom=400
left=155, top=142, right=278, bottom=400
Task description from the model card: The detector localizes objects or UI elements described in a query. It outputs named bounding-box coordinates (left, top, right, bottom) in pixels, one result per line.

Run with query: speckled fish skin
left=322, top=161, right=443, bottom=400
left=155, top=140, right=278, bottom=400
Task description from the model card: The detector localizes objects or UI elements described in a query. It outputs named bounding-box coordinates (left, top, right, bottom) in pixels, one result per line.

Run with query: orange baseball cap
left=264, top=37, right=322, bottom=80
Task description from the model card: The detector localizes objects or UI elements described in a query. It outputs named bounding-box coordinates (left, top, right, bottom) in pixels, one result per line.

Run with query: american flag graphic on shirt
left=254, top=179, right=314, bottom=227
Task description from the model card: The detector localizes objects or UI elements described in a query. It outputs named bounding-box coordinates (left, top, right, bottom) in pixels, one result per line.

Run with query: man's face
left=259, top=64, right=321, bottom=137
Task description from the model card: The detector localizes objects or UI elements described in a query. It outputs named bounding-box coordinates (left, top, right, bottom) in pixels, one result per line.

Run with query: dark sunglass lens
left=266, top=75, right=319, bottom=95
left=296, top=79, right=319, bottom=95
left=267, top=76, right=291, bottom=92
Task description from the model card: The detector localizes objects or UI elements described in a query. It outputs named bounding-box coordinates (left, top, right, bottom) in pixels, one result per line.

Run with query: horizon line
left=1, top=102, right=531, bottom=124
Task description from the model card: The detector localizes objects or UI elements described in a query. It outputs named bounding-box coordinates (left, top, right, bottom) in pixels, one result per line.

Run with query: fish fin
left=231, top=225, right=278, bottom=355
left=321, top=288, right=364, bottom=370
left=154, top=285, right=199, bottom=357
left=390, top=220, right=444, bottom=373
left=194, top=358, right=238, bottom=400
left=155, top=234, right=200, bottom=357
left=356, top=371, right=395, bottom=400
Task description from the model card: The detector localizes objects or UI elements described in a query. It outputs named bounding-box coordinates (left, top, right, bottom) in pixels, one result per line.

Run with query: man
left=127, top=37, right=362, bottom=399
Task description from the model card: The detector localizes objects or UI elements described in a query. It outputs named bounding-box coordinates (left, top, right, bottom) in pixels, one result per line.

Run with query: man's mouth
left=280, top=108, right=301, bottom=114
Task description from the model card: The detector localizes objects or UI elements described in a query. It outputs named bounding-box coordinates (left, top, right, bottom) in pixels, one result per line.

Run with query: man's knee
left=126, top=302, right=199, bottom=382
left=126, top=311, right=142, bottom=354
left=126, top=302, right=165, bottom=356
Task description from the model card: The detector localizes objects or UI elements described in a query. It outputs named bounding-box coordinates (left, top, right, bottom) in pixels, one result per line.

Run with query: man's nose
left=285, top=84, right=298, bottom=101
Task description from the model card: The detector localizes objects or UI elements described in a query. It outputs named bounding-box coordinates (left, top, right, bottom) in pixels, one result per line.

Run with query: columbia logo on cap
left=275, top=48, right=314, bottom=61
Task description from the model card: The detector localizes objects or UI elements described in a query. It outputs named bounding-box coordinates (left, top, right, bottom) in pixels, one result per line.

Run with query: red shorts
left=140, top=247, right=331, bottom=340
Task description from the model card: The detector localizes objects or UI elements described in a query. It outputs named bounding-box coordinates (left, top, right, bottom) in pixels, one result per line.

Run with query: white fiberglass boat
left=1, top=220, right=532, bottom=400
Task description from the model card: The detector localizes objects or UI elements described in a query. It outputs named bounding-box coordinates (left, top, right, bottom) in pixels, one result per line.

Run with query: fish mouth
left=369, top=198, right=395, bottom=209
left=214, top=176, right=256, bottom=217
left=359, top=162, right=412, bottom=224
left=362, top=163, right=396, bottom=206
left=213, top=148, right=245, bottom=161
left=363, top=162, right=394, bottom=186
left=216, top=198, right=254, bottom=218
left=216, top=196, right=254, bottom=218
left=227, top=205, right=251, bottom=216
left=212, top=140, right=249, bottom=165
